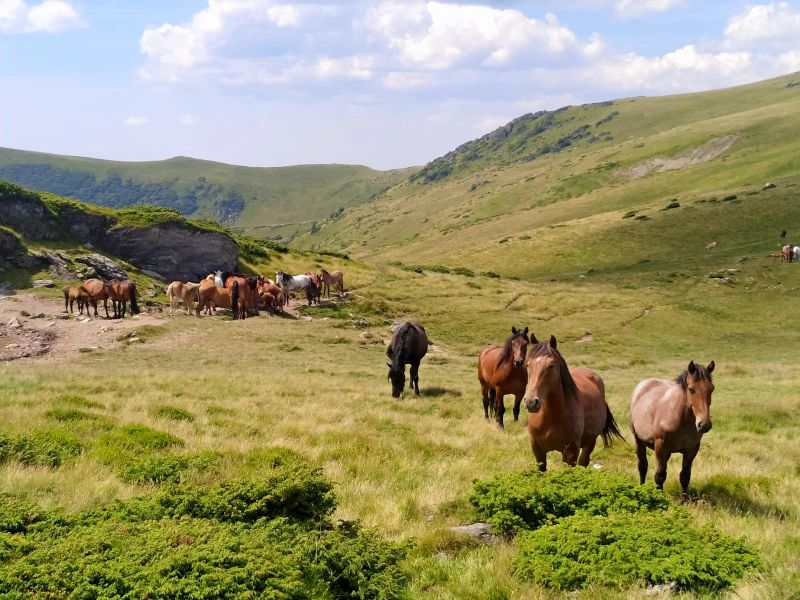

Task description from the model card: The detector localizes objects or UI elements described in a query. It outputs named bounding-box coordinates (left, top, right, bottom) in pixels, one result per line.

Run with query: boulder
left=0, top=184, right=61, bottom=240
left=32, top=279, right=56, bottom=288
left=141, top=269, right=167, bottom=281
left=450, top=522, right=500, bottom=545
left=763, top=182, right=776, bottom=190
left=75, top=254, right=128, bottom=280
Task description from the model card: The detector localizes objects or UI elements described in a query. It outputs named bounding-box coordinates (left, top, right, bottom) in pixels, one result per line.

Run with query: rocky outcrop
left=74, top=253, right=129, bottom=280
left=103, top=224, right=237, bottom=281
left=0, top=183, right=61, bottom=240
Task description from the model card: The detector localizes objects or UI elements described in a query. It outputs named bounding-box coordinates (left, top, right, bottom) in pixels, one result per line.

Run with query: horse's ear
left=522, top=326, right=529, bottom=337
left=511, top=326, right=518, bottom=335
left=530, top=332, right=538, bottom=344
left=688, top=360, right=697, bottom=374
left=549, top=335, right=557, bottom=349
left=707, top=360, right=715, bottom=374
left=386, top=362, right=392, bottom=369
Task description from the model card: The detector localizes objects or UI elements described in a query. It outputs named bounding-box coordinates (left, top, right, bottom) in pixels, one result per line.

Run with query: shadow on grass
left=423, top=387, right=463, bottom=398
left=689, top=475, right=788, bottom=520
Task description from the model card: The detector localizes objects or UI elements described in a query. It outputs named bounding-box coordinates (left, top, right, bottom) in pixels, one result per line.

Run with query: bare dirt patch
left=628, top=135, right=738, bottom=180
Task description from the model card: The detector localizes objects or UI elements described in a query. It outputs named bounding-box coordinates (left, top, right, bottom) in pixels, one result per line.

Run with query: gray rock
left=450, top=522, right=500, bottom=545
left=645, top=581, right=679, bottom=596
left=32, top=279, right=56, bottom=288
left=8, top=318, right=22, bottom=328
left=141, top=269, right=167, bottom=281
left=75, top=254, right=128, bottom=280
left=30, top=312, right=45, bottom=319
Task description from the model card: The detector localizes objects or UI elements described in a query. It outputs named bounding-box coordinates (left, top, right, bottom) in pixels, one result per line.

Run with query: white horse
left=276, top=271, right=313, bottom=306
left=793, top=246, right=800, bottom=263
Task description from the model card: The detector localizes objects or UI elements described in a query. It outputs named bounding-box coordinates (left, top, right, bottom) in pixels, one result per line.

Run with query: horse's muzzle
left=513, top=359, right=524, bottom=368
left=524, top=397, right=541, bottom=413
left=696, top=420, right=712, bottom=433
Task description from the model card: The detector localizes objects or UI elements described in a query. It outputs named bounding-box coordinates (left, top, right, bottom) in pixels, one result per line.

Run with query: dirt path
left=0, top=292, right=167, bottom=363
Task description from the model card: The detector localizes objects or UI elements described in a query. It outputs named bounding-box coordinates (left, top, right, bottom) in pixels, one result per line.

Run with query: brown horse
left=320, top=269, right=344, bottom=297
left=258, top=279, right=284, bottom=312
left=523, top=335, right=624, bottom=471
left=196, top=280, right=231, bottom=316
left=107, top=280, right=140, bottom=318
left=166, top=281, right=198, bottom=313
left=630, top=361, right=715, bottom=494
left=63, top=285, right=90, bottom=315
left=477, top=326, right=530, bottom=428
left=304, top=272, right=322, bottom=304
left=387, top=322, right=428, bottom=398
left=83, top=278, right=113, bottom=318
left=221, top=273, right=259, bottom=319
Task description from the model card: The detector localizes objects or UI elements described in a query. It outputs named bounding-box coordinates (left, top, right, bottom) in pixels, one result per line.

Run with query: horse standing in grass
left=276, top=272, right=314, bottom=307
left=196, top=280, right=231, bottom=316
left=83, top=278, right=113, bottom=318
left=107, top=279, right=140, bottom=318
left=63, top=285, right=90, bottom=315
left=320, top=269, right=344, bottom=297
left=523, top=335, right=624, bottom=471
left=304, top=272, right=322, bottom=304
left=477, top=326, right=530, bottom=428
left=630, top=361, right=715, bottom=494
left=386, top=322, right=429, bottom=398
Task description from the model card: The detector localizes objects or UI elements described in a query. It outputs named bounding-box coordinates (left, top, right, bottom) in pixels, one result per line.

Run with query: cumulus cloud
left=124, top=116, right=148, bottom=127
left=0, top=0, right=84, bottom=33
left=724, top=1, right=800, bottom=50
left=613, top=0, right=685, bottom=18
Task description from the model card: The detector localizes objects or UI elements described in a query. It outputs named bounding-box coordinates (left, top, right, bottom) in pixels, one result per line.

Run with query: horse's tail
left=231, top=280, right=240, bottom=320
left=129, top=282, right=140, bottom=314
left=600, top=405, right=626, bottom=447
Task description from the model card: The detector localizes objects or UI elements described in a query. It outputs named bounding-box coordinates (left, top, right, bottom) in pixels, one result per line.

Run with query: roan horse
left=630, top=361, right=715, bottom=494
left=319, top=269, right=344, bottom=297
left=523, top=335, right=624, bottom=471
left=477, top=326, right=530, bottom=428
left=386, top=321, right=429, bottom=398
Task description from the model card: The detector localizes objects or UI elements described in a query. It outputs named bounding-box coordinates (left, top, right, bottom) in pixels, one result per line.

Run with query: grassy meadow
left=2, top=246, right=799, bottom=597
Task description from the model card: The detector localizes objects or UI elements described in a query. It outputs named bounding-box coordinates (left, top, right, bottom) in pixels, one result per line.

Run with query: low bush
left=622, top=210, right=637, bottom=219
left=98, top=424, right=184, bottom=452
left=0, top=494, right=49, bottom=533
left=0, top=429, right=83, bottom=468
left=150, top=405, right=195, bottom=422
left=513, top=509, right=760, bottom=592
left=452, top=267, right=475, bottom=277
left=53, top=393, right=103, bottom=409
left=483, top=271, right=501, bottom=278
left=470, top=468, right=669, bottom=533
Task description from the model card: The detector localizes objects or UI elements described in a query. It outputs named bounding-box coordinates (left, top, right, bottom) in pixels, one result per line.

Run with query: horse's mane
left=675, top=364, right=712, bottom=389
left=389, top=322, right=414, bottom=370
left=498, top=329, right=527, bottom=366
left=529, top=341, right=579, bottom=397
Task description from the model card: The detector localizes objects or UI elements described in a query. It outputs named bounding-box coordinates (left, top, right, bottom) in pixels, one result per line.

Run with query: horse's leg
left=494, top=387, right=505, bottom=429
left=410, top=362, right=421, bottom=395
left=531, top=440, right=547, bottom=472
left=481, top=383, right=491, bottom=420
left=92, top=298, right=98, bottom=318
left=103, top=298, right=109, bottom=318
left=562, top=443, right=579, bottom=467
left=578, top=438, right=597, bottom=467
left=679, top=444, right=700, bottom=496
left=512, top=393, right=522, bottom=422
left=635, top=437, right=649, bottom=485
left=653, top=438, right=669, bottom=490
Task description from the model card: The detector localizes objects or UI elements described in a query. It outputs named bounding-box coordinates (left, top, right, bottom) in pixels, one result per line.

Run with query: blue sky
left=1, top=0, right=799, bottom=169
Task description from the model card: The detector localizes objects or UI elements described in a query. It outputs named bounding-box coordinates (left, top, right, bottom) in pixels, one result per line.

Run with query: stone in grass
left=450, top=522, right=500, bottom=545
left=645, top=582, right=680, bottom=596
left=32, top=279, right=56, bottom=288
left=762, top=182, right=776, bottom=190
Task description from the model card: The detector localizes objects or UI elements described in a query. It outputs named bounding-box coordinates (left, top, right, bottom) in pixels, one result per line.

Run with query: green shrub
left=54, top=393, right=103, bottom=409
left=722, top=194, right=738, bottom=201
left=483, top=271, right=501, bottom=278
left=662, top=200, right=681, bottom=210
left=0, top=494, right=49, bottom=533
left=452, top=267, right=475, bottom=277
left=0, top=430, right=83, bottom=468
left=470, top=468, right=669, bottom=533
left=427, top=265, right=452, bottom=274
left=513, top=509, right=760, bottom=592
left=98, top=424, right=184, bottom=452
left=150, top=405, right=195, bottom=422
left=622, top=210, right=637, bottom=219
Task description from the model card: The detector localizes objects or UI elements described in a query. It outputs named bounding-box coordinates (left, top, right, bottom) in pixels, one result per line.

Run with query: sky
left=1, top=1, right=799, bottom=170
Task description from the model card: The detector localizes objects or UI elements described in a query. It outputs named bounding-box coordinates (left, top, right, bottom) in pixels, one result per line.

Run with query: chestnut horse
left=386, top=322, right=428, bottom=398
left=320, top=269, right=344, bottom=297
left=196, top=280, right=231, bottom=316
left=220, top=273, right=259, bottom=319
left=107, top=280, right=140, bottom=318
left=304, top=272, right=322, bottom=304
left=523, top=335, right=624, bottom=471
left=83, top=278, right=112, bottom=318
left=630, top=361, right=715, bottom=494
left=477, top=326, right=530, bottom=428
left=63, top=285, right=90, bottom=315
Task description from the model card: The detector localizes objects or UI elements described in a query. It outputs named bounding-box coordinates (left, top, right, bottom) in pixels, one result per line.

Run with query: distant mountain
left=0, top=147, right=415, bottom=240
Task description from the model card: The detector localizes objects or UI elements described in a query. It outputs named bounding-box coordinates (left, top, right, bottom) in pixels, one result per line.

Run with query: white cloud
left=613, top=0, right=685, bottom=18
left=0, top=0, right=84, bottom=33
left=124, top=115, right=148, bottom=127
left=179, top=113, right=196, bottom=126
left=724, top=2, right=800, bottom=50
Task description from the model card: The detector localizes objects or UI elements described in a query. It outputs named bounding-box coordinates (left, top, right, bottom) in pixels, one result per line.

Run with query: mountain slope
left=0, top=147, right=414, bottom=240
left=299, top=72, right=800, bottom=278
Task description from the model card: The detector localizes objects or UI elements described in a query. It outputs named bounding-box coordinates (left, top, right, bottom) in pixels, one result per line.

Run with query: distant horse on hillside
left=386, top=322, right=429, bottom=398
left=107, top=279, right=140, bottom=318
left=523, top=335, right=624, bottom=471
left=276, top=272, right=314, bottom=307
left=630, top=360, right=715, bottom=494
left=83, top=278, right=113, bottom=318
left=477, top=326, right=530, bottom=428
left=320, top=269, right=344, bottom=297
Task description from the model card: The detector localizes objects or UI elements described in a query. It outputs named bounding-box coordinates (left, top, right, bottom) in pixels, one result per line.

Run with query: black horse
left=386, top=322, right=429, bottom=398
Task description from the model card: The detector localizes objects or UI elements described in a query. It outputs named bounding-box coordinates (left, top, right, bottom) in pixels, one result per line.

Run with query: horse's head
left=509, top=326, right=530, bottom=368
left=276, top=271, right=285, bottom=285
left=523, top=334, right=578, bottom=414
left=387, top=362, right=405, bottom=398
left=681, top=360, right=715, bottom=433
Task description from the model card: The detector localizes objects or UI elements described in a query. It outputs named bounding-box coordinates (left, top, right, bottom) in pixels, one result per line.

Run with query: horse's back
left=477, top=345, right=501, bottom=381
left=571, top=366, right=607, bottom=435
left=629, top=378, right=677, bottom=441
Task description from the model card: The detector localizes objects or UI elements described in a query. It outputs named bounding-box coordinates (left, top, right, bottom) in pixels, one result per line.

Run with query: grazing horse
left=63, top=285, right=90, bottom=315
left=477, top=326, right=530, bottom=428
left=523, top=335, right=624, bottom=471
left=107, top=280, right=140, bottom=318
left=319, top=269, right=344, bottom=297
left=83, top=278, right=113, bottom=318
left=386, top=322, right=429, bottom=398
left=630, top=361, right=715, bottom=494
left=196, top=280, right=232, bottom=316
left=276, top=272, right=314, bottom=307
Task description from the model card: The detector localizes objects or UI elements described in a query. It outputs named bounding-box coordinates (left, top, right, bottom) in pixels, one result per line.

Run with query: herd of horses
left=775, top=244, right=800, bottom=262
left=390, top=322, right=715, bottom=494
left=63, top=278, right=140, bottom=318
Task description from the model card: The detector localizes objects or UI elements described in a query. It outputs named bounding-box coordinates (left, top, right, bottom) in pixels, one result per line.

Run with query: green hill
left=298, top=72, right=800, bottom=276
left=0, top=147, right=414, bottom=240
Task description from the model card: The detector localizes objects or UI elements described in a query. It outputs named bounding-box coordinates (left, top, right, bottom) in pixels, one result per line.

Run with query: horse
left=276, top=272, right=314, bottom=307
left=166, top=281, right=193, bottom=313
left=196, top=280, right=231, bottom=316
left=386, top=322, right=429, bottom=398
left=258, top=280, right=284, bottom=312
left=304, top=272, right=322, bottom=305
left=220, top=273, right=259, bottom=319
left=83, top=278, right=113, bottom=318
left=782, top=244, right=793, bottom=262
left=630, top=361, right=715, bottom=494
left=180, top=282, right=202, bottom=314
left=793, top=246, right=800, bottom=263
left=704, top=242, right=717, bottom=252
left=63, top=285, right=90, bottom=315
left=477, top=326, right=530, bottom=428
left=107, top=279, right=140, bottom=318
left=523, top=335, right=624, bottom=471
left=319, top=269, right=344, bottom=297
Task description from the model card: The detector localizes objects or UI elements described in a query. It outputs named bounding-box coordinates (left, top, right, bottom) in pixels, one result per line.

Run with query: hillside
left=0, top=147, right=414, bottom=240
left=299, top=72, right=800, bottom=277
